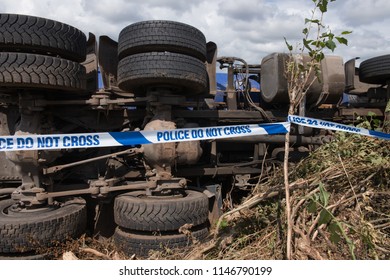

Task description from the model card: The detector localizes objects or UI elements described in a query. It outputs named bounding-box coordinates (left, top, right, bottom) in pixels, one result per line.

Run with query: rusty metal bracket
left=43, top=148, right=142, bottom=175
left=33, top=180, right=157, bottom=201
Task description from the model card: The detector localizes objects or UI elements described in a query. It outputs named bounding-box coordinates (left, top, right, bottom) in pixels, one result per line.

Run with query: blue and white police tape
left=288, top=115, right=390, bottom=141
left=0, top=122, right=290, bottom=151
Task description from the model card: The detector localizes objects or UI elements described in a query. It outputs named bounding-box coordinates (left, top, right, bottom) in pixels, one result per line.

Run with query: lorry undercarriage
left=0, top=14, right=388, bottom=258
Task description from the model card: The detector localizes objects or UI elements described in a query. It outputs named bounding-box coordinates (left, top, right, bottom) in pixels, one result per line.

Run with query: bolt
left=179, top=179, right=187, bottom=187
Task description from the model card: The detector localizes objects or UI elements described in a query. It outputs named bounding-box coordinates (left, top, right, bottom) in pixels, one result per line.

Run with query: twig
left=311, top=224, right=326, bottom=241
left=62, top=251, right=79, bottom=260
left=214, top=189, right=280, bottom=238
left=184, top=240, right=219, bottom=260
left=80, top=247, right=111, bottom=260
left=327, top=193, right=365, bottom=211
left=338, top=154, right=362, bottom=215
left=369, top=218, right=390, bottom=224
left=360, top=173, right=376, bottom=184
left=374, top=244, right=390, bottom=254
left=284, top=126, right=293, bottom=260
left=309, top=192, right=365, bottom=241
left=214, top=176, right=315, bottom=238
left=255, top=145, right=268, bottom=189
left=317, top=228, right=338, bottom=251
left=293, top=226, right=325, bottom=260
left=374, top=222, right=390, bottom=230
left=291, top=186, right=320, bottom=220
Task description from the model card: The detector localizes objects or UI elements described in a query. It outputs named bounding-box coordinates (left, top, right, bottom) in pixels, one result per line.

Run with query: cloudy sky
left=1, top=0, right=390, bottom=66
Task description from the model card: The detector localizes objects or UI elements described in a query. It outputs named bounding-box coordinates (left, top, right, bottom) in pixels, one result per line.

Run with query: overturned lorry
left=0, top=14, right=388, bottom=258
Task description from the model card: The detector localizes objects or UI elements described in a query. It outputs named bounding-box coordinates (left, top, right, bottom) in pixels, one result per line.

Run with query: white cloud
left=0, top=0, right=389, bottom=65
left=334, top=0, right=390, bottom=26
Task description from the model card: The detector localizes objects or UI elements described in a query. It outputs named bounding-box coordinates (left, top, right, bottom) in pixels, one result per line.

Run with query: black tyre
left=117, top=52, right=208, bottom=95
left=359, top=54, right=390, bottom=84
left=0, top=14, right=86, bottom=62
left=118, top=20, right=207, bottom=61
left=113, top=226, right=208, bottom=257
left=114, top=190, right=209, bottom=231
left=0, top=52, right=86, bottom=92
left=0, top=197, right=87, bottom=253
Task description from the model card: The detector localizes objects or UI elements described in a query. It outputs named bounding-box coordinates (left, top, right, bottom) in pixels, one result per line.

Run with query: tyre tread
left=0, top=198, right=87, bottom=253
left=117, top=52, right=208, bottom=95
left=0, top=52, right=86, bottom=91
left=113, top=226, right=208, bottom=256
left=118, top=20, right=206, bottom=61
left=0, top=14, right=86, bottom=62
left=359, top=54, right=390, bottom=84
left=114, top=190, right=209, bottom=232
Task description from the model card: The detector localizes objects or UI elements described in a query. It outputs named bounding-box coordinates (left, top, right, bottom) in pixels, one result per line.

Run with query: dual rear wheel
left=0, top=197, right=87, bottom=257
left=117, top=20, right=209, bottom=96
left=114, top=21, right=211, bottom=256
left=0, top=13, right=87, bottom=93
left=0, top=14, right=89, bottom=259
left=113, top=189, right=209, bottom=256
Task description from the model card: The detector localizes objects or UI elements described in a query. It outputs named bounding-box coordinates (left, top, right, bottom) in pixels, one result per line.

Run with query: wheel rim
left=4, top=202, right=59, bottom=216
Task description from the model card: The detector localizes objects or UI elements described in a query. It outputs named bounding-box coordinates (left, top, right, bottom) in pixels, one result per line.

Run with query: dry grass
left=171, top=132, right=390, bottom=260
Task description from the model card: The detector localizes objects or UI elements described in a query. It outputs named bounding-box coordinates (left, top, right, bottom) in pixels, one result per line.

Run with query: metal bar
left=173, top=109, right=269, bottom=119
left=35, top=100, right=90, bottom=106
left=226, top=64, right=237, bottom=110
left=43, top=148, right=141, bottom=174
left=217, top=135, right=326, bottom=144
left=36, top=181, right=154, bottom=200
left=339, top=108, right=384, bottom=117
left=36, top=188, right=95, bottom=200
left=177, top=166, right=261, bottom=177
left=0, top=188, right=17, bottom=196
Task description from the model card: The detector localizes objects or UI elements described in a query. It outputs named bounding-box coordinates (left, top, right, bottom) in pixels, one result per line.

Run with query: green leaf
left=321, top=32, right=329, bottom=38
left=218, top=219, right=229, bottom=229
left=303, top=39, right=313, bottom=51
left=373, top=119, right=382, bottom=129
left=315, top=67, right=322, bottom=82
left=335, top=36, right=348, bottom=45
left=321, top=32, right=334, bottom=40
left=310, top=40, right=318, bottom=46
left=325, top=39, right=336, bottom=52
left=315, top=53, right=325, bottom=62
left=318, top=209, right=332, bottom=225
left=298, top=63, right=306, bottom=72
left=328, top=221, right=341, bottom=243
left=341, top=31, right=352, bottom=35
left=305, top=18, right=320, bottom=24
left=307, top=199, right=317, bottom=214
left=284, top=37, right=293, bottom=51
left=318, top=0, right=329, bottom=13
left=319, top=183, right=330, bottom=207
left=314, top=40, right=326, bottom=49
left=302, top=28, right=309, bottom=35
